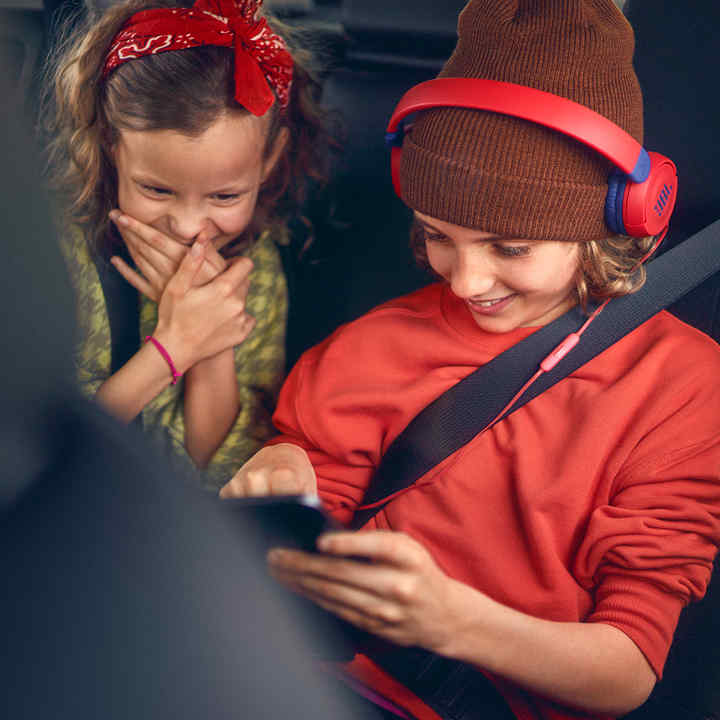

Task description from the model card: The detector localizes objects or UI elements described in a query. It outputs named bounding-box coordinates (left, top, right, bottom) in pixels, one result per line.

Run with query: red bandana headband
left=102, top=0, right=293, bottom=116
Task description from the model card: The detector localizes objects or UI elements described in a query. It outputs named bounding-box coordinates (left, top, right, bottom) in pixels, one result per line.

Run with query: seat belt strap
left=91, top=247, right=141, bottom=427
left=370, top=645, right=517, bottom=720
left=91, top=246, right=140, bottom=376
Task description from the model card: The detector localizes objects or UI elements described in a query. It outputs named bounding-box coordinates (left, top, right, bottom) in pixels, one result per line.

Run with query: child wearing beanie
left=221, top=2, right=720, bottom=719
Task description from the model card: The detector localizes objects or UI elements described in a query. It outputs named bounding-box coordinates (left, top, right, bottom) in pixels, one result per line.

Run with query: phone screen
left=222, top=494, right=338, bottom=553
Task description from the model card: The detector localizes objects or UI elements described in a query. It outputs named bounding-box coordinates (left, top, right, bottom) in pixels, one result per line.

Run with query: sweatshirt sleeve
left=268, top=340, right=382, bottom=527
left=575, top=362, right=720, bottom=678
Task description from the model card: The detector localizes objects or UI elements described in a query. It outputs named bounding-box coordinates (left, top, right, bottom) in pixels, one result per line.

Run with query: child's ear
left=261, top=126, right=289, bottom=183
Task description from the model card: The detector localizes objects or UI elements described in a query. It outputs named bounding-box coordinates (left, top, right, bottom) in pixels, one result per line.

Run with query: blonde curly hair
left=41, top=0, right=333, bottom=260
left=574, top=233, right=657, bottom=308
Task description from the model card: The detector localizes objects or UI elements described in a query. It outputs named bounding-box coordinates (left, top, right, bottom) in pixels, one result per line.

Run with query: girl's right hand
left=152, top=240, right=256, bottom=373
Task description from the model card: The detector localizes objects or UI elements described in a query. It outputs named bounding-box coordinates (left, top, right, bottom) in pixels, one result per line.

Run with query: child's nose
left=450, top=251, right=496, bottom=299
left=167, top=208, right=209, bottom=243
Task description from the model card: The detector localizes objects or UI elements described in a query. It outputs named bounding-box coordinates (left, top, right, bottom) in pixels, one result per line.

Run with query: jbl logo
left=653, top=183, right=673, bottom=216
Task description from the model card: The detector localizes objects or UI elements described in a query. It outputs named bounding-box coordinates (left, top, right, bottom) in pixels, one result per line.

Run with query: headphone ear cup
left=622, top=152, right=678, bottom=237
left=605, top=171, right=627, bottom=235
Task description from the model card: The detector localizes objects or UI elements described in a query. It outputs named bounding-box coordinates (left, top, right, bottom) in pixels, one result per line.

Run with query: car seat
left=621, top=1, right=720, bottom=717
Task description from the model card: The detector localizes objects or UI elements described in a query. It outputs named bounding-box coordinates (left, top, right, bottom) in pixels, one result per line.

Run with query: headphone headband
left=386, top=77, right=677, bottom=237
left=386, top=78, right=650, bottom=182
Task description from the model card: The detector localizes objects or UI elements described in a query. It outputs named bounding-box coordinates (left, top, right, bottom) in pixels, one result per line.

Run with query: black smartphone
left=222, top=494, right=339, bottom=553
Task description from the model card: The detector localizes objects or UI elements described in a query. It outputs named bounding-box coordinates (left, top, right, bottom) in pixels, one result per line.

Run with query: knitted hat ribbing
left=400, top=0, right=643, bottom=242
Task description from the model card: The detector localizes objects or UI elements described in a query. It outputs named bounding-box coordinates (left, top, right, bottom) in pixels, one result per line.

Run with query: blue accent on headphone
left=385, top=122, right=406, bottom=148
left=605, top=149, right=651, bottom=234
left=653, top=183, right=674, bottom=217
left=628, top=147, right=651, bottom=183
left=605, top=170, right=628, bottom=234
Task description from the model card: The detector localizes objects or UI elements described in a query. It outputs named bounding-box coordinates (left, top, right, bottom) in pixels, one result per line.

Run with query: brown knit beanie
left=400, top=0, right=643, bottom=242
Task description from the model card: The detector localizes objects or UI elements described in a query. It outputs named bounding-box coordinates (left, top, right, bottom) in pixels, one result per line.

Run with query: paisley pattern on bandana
left=103, top=0, right=293, bottom=115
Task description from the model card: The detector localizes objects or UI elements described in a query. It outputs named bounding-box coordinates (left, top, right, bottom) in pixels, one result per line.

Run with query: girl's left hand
left=109, top=211, right=226, bottom=301
left=268, top=530, right=457, bottom=651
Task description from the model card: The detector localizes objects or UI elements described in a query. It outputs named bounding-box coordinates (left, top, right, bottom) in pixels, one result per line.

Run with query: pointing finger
left=167, top=239, right=206, bottom=296
left=197, top=230, right=227, bottom=274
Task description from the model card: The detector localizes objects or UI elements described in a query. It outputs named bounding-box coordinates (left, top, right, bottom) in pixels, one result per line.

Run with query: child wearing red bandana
left=44, top=0, right=332, bottom=485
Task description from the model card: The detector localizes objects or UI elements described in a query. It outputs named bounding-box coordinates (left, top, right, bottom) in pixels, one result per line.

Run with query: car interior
left=2, top=0, right=719, bottom=717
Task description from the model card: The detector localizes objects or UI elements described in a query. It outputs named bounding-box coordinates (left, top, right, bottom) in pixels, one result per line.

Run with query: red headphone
left=386, top=78, right=677, bottom=237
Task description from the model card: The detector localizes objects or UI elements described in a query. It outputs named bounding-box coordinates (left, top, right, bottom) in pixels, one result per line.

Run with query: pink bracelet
left=145, top=335, right=182, bottom=385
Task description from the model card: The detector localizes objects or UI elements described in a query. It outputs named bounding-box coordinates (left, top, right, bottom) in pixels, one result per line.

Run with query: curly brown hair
left=573, top=233, right=657, bottom=308
left=409, top=219, right=657, bottom=311
left=41, top=0, right=334, bottom=260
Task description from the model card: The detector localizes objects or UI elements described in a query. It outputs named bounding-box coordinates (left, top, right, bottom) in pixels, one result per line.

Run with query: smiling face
left=113, top=111, right=286, bottom=252
left=416, top=212, right=580, bottom=332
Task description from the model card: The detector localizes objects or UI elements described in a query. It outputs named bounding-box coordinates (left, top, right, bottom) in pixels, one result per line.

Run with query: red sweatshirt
left=270, top=282, right=720, bottom=720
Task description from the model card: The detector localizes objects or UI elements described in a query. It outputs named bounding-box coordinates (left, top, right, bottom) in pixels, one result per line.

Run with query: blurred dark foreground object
left=0, top=405, right=368, bottom=720
left=0, top=110, right=374, bottom=720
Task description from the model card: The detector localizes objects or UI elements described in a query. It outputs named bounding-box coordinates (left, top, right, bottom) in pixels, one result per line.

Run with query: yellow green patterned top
left=60, top=226, right=288, bottom=490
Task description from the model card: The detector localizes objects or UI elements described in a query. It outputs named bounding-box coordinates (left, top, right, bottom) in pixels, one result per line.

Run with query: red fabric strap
left=103, top=0, right=293, bottom=116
